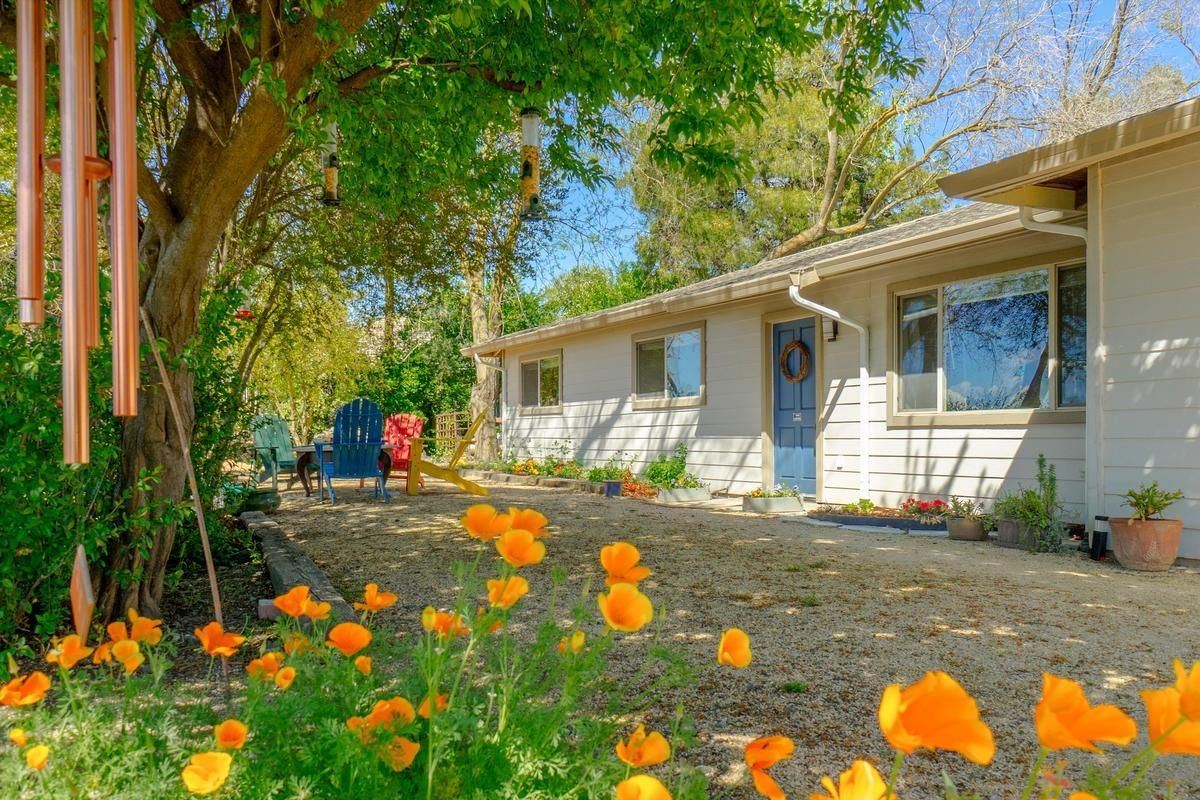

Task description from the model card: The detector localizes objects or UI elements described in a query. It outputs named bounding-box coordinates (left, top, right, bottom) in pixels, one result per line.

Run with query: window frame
left=517, top=349, right=563, bottom=416
left=887, top=254, right=1086, bottom=427
left=630, top=321, right=707, bottom=411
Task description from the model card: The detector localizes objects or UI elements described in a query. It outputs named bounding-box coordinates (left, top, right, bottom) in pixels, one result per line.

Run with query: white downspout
left=787, top=275, right=871, bottom=498
left=1017, top=206, right=1088, bottom=241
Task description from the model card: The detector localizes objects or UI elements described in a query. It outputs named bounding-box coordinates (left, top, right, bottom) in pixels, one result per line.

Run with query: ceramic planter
left=743, top=496, right=804, bottom=514
left=1109, top=517, right=1182, bottom=571
left=995, top=517, right=1034, bottom=549
left=946, top=517, right=987, bottom=541
left=657, top=487, right=712, bottom=504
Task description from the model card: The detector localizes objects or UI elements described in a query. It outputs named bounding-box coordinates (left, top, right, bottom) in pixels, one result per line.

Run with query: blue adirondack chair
left=314, top=398, right=389, bottom=505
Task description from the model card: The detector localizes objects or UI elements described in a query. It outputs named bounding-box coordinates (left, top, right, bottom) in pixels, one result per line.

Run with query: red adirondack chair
left=383, top=413, right=425, bottom=487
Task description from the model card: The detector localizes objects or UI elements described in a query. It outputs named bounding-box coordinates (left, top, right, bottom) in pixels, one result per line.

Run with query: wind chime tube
left=15, top=0, right=46, bottom=326
left=109, top=0, right=140, bottom=416
left=60, top=0, right=91, bottom=464
left=82, top=2, right=100, bottom=349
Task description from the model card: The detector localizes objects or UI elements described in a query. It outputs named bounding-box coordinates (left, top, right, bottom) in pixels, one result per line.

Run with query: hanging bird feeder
left=234, top=306, right=255, bottom=321
left=321, top=122, right=341, bottom=206
left=17, top=0, right=141, bottom=464
left=519, top=107, right=542, bottom=218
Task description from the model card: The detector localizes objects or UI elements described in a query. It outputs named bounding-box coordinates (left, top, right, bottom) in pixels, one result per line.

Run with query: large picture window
left=519, top=352, right=561, bottom=410
left=895, top=264, right=1085, bottom=416
left=633, top=324, right=705, bottom=408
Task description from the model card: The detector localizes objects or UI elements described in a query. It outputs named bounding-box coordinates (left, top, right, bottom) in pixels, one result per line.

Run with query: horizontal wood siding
left=1099, top=138, right=1200, bottom=557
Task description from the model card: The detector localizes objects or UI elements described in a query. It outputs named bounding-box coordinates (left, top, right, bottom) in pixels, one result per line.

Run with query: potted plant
left=656, top=471, right=712, bottom=504
left=1109, top=482, right=1185, bottom=571
left=993, top=455, right=1063, bottom=552
left=945, top=496, right=990, bottom=541
left=743, top=484, right=804, bottom=513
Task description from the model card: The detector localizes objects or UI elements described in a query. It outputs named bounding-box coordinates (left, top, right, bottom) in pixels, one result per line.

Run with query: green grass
left=798, top=593, right=822, bottom=607
left=780, top=681, right=809, bottom=694
left=783, top=563, right=804, bottom=573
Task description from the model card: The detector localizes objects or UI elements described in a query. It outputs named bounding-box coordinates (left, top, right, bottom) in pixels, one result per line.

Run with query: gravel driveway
left=273, top=481, right=1200, bottom=798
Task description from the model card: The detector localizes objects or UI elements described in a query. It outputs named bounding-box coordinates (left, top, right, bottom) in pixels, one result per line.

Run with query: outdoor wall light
left=519, top=107, right=542, bottom=218
left=17, top=0, right=140, bottom=463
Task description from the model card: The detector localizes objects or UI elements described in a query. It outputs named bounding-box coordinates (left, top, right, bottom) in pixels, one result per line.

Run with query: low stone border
left=241, top=510, right=356, bottom=622
left=461, top=469, right=609, bottom=495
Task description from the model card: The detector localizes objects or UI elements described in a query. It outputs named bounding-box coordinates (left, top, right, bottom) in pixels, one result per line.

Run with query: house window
left=633, top=324, right=705, bottom=408
left=895, top=264, right=1085, bottom=415
left=519, top=353, right=560, bottom=410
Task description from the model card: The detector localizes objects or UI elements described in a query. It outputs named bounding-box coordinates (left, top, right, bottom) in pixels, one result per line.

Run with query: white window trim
left=518, top=349, right=563, bottom=416
left=630, top=321, right=707, bottom=411
left=887, top=254, right=1086, bottom=427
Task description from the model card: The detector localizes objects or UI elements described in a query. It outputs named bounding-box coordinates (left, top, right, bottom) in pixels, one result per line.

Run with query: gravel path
left=273, top=481, right=1200, bottom=798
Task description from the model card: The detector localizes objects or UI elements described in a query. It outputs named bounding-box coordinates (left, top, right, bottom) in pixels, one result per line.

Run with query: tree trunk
left=464, top=251, right=499, bottom=463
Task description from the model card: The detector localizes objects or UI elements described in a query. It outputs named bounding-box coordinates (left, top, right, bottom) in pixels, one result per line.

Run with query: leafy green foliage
left=1120, top=482, right=1184, bottom=521
left=994, top=455, right=1064, bottom=553
left=0, top=292, right=161, bottom=667
left=642, top=443, right=691, bottom=489
left=585, top=452, right=635, bottom=483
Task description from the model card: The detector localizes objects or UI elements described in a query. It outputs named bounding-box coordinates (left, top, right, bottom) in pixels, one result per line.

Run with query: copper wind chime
left=17, top=0, right=140, bottom=466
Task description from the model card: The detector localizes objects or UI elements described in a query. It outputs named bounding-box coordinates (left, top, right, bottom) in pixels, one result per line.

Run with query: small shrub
left=994, top=455, right=1064, bottom=552
left=780, top=681, right=809, bottom=694
left=1120, top=482, right=1184, bottom=521
left=643, top=442, right=689, bottom=489
left=586, top=451, right=634, bottom=483
left=841, top=498, right=876, bottom=514
left=798, top=594, right=822, bottom=608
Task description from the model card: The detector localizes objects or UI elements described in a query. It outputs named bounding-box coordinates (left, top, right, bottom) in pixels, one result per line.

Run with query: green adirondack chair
left=252, top=415, right=303, bottom=491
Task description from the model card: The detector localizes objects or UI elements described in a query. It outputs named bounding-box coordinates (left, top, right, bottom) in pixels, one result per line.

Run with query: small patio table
left=293, top=444, right=395, bottom=500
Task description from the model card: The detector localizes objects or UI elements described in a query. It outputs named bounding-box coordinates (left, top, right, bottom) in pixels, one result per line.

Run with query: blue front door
left=773, top=318, right=817, bottom=495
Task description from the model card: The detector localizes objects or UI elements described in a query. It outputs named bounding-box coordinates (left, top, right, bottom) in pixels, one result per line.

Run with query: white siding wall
left=502, top=231, right=1087, bottom=517
left=1098, top=138, right=1200, bottom=557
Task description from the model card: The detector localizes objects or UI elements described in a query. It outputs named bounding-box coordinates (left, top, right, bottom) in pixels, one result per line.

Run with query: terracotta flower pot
left=995, top=518, right=1034, bottom=549
left=1109, top=517, right=1182, bottom=571
left=947, top=517, right=987, bottom=541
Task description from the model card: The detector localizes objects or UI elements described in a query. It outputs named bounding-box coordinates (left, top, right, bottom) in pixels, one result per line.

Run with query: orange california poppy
left=128, top=608, right=164, bottom=645
left=1173, top=659, right=1200, bottom=721
left=1141, top=687, right=1200, bottom=756
left=91, top=641, right=113, bottom=665
left=745, top=736, right=795, bottom=770
left=558, top=630, right=586, bottom=655
left=273, top=585, right=312, bottom=617
left=507, top=507, right=550, bottom=538
left=718, top=628, right=752, bottom=669
left=355, top=655, right=372, bottom=676
left=751, top=768, right=785, bottom=800
left=495, top=528, right=546, bottom=568
left=246, top=651, right=284, bottom=680
left=195, top=622, right=245, bottom=658
left=25, top=744, right=49, bottom=771
left=878, top=671, right=995, bottom=765
left=274, top=666, right=296, bottom=690
left=181, top=751, right=232, bottom=795
left=0, top=671, right=51, bottom=707
left=810, top=760, right=895, bottom=800
left=327, top=622, right=372, bottom=657
left=597, top=583, right=654, bottom=633
left=461, top=504, right=512, bottom=541
left=349, top=696, right=417, bottom=742
left=616, top=724, right=671, bottom=767
left=111, top=639, right=143, bottom=675
left=418, top=693, right=449, bottom=719
left=383, top=737, right=421, bottom=771
left=616, top=774, right=672, bottom=800
left=106, top=621, right=130, bottom=642
left=421, top=607, right=469, bottom=639
left=1068, top=794, right=1099, bottom=800
left=214, top=719, right=248, bottom=750
left=1035, top=674, right=1137, bottom=751
left=487, top=575, right=530, bottom=609
left=46, top=634, right=93, bottom=670
left=600, top=542, right=652, bottom=586
left=354, top=583, right=399, bottom=613
left=475, top=605, right=503, bottom=634
left=9, top=728, right=27, bottom=747
left=282, top=632, right=312, bottom=656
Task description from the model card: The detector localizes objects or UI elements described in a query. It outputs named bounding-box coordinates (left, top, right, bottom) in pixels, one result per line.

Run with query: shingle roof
left=470, top=201, right=1012, bottom=354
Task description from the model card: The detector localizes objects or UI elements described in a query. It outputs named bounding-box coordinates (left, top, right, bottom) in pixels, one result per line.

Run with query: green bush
left=1120, top=482, right=1184, bottom=521
left=994, top=455, right=1063, bottom=553
left=586, top=452, right=634, bottom=483
left=642, top=443, right=689, bottom=489
left=0, top=295, right=160, bottom=666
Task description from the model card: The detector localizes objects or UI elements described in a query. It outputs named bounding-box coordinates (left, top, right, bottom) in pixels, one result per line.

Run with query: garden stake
left=140, top=307, right=227, bottom=675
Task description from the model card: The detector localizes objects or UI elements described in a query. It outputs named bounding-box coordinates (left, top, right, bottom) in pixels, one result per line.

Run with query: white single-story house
left=465, top=98, right=1200, bottom=558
